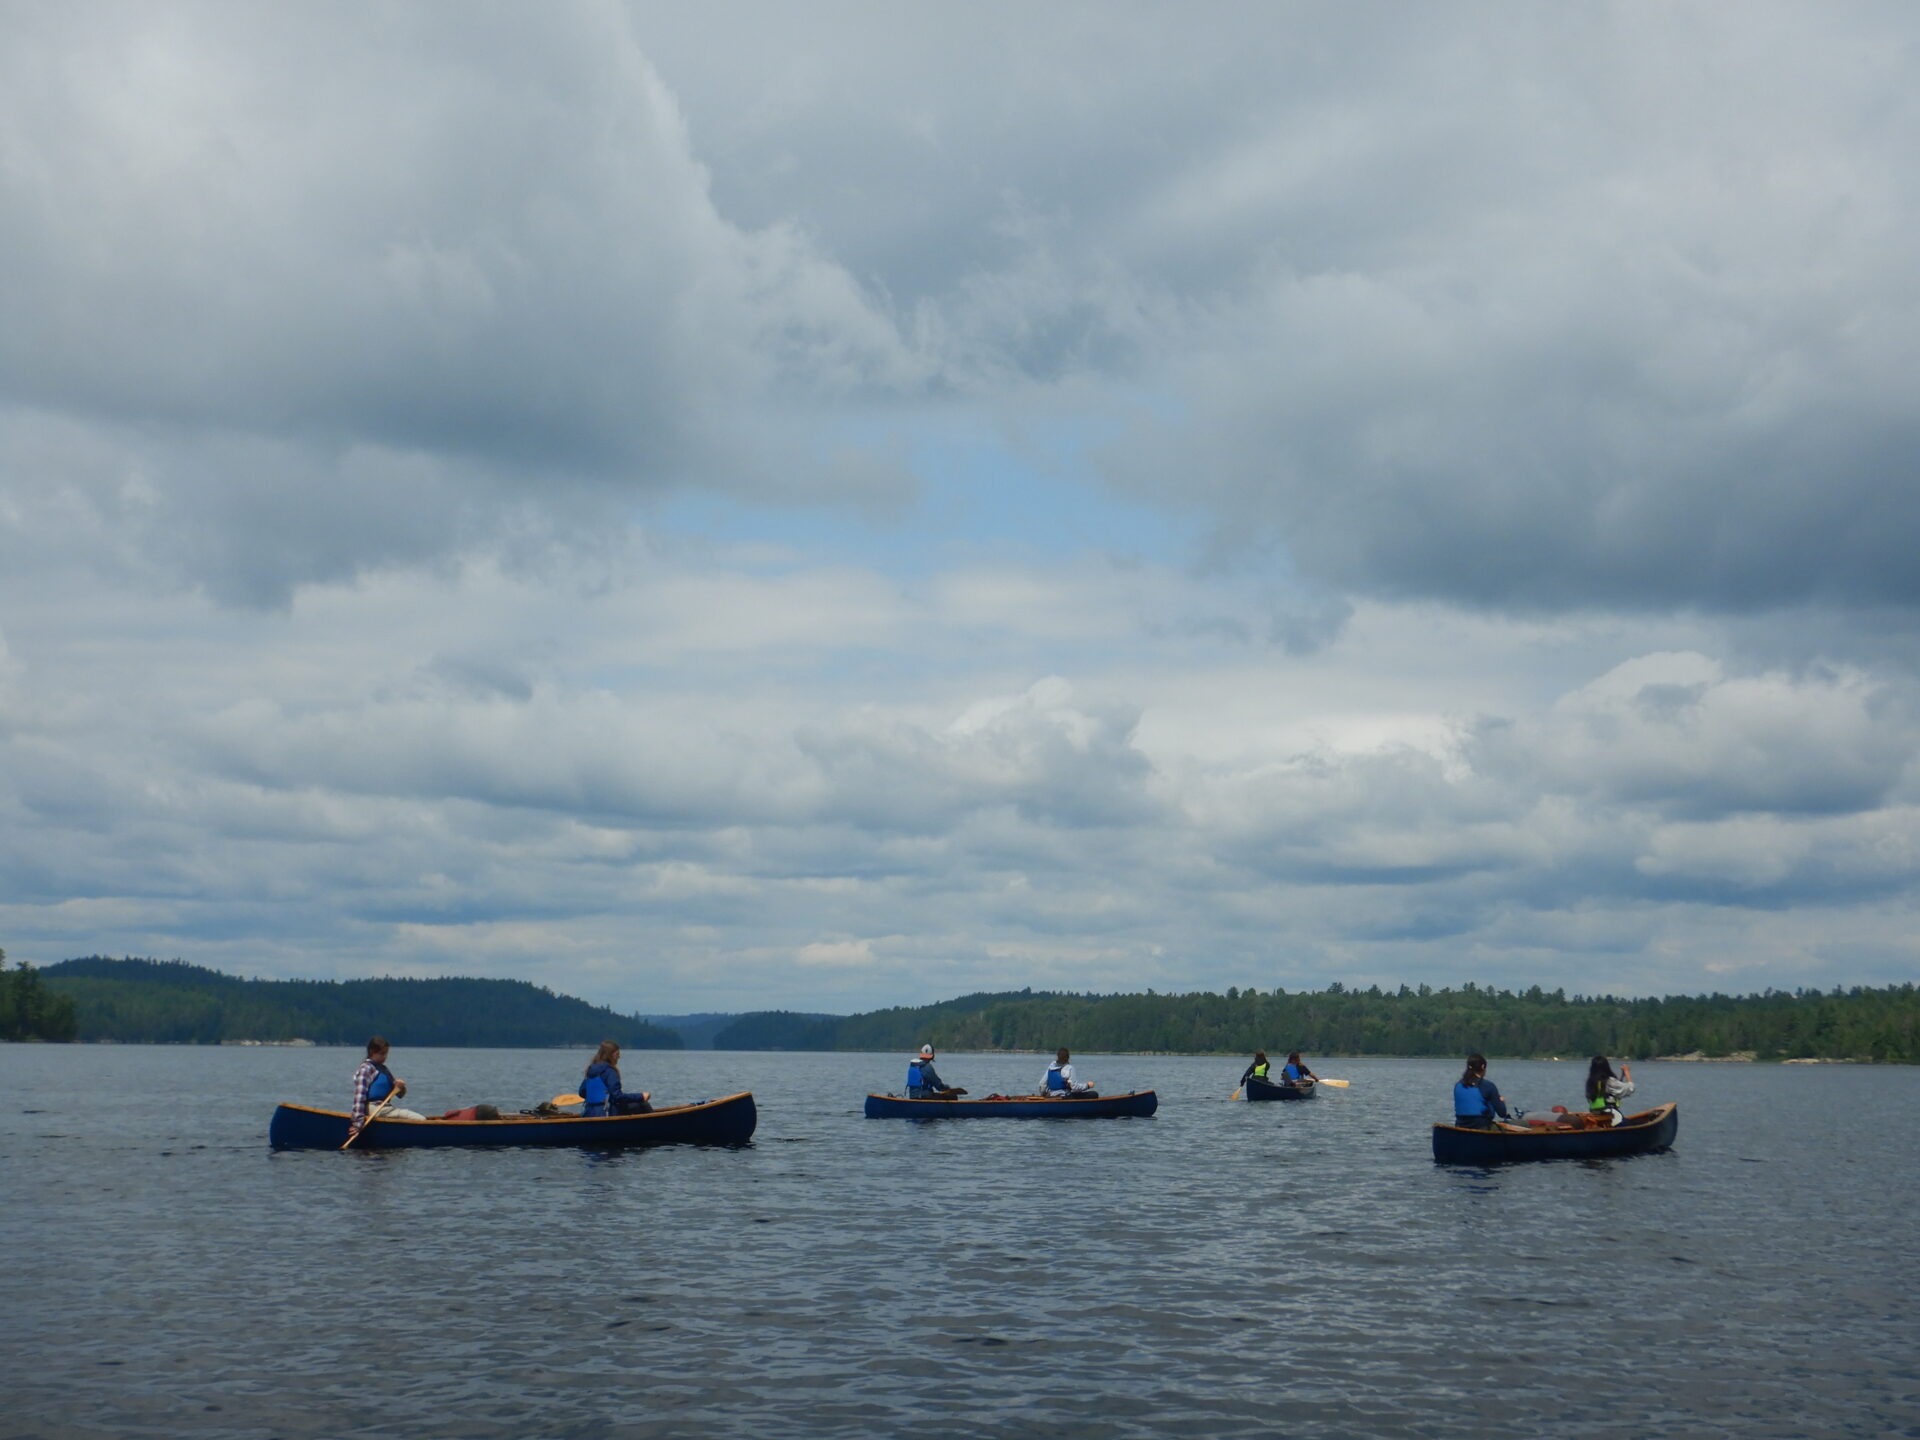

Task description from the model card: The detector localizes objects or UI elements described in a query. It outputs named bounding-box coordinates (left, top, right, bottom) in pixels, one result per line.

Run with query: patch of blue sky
left=655, top=410, right=1205, bottom=579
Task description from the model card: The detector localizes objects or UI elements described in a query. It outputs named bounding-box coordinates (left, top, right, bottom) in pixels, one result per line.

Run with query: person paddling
left=1281, top=1051, right=1319, bottom=1085
left=1238, top=1050, right=1272, bottom=1089
left=905, top=1044, right=965, bottom=1099
left=350, top=1036, right=423, bottom=1137
left=1584, top=1056, right=1635, bottom=1126
left=581, top=1041, right=652, bottom=1116
left=1452, top=1052, right=1513, bottom=1130
left=1042, top=1048, right=1096, bottom=1097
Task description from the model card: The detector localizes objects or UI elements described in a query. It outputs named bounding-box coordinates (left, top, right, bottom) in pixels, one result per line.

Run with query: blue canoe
left=864, top=1090, right=1157, bottom=1119
left=1431, top=1102, right=1678, bottom=1165
left=269, top=1091, right=757, bottom=1149
left=1246, top=1074, right=1315, bottom=1101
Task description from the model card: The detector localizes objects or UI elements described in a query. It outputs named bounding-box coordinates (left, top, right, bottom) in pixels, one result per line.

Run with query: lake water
left=2, top=1046, right=1916, bottom=1439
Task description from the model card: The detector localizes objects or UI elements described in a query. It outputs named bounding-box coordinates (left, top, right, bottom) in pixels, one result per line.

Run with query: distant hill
left=712, top=990, right=1063, bottom=1052
left=707, top=1010, right=845, bottom=1050
left=640, top=1012, right=756, bottom=1050
left=41, top=957, right=683, bottom=1049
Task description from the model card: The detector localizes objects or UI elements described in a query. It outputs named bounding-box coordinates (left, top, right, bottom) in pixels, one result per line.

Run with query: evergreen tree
left=0, top=948, right=80, bottom=1043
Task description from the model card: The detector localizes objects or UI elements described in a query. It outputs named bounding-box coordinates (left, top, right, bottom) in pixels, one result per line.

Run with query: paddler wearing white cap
left=904, top=1043, right=966, bottom=1100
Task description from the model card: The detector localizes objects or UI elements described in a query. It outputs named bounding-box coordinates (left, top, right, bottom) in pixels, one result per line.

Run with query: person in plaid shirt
left=350, top=1037, right=421, bottom=1133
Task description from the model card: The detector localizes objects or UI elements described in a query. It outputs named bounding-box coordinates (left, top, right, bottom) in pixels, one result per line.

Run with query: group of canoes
left=268, top=1036, right=1678, bottom=1163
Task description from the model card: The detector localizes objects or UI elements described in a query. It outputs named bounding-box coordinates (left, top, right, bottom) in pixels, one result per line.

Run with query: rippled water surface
left=4, top=1046, right=1917, bottom=1439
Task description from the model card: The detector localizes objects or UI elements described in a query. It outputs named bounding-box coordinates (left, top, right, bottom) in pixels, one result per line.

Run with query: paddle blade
left=1318, top=1078, right=1351, bottom=1087
left=550, top=1092, right=585, bottom=1106
left=1229, top=1087, right=1243, bottom=1101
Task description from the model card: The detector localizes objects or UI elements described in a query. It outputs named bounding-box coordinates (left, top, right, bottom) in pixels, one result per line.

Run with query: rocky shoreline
left=1649, top=1051, right=1860, bottom=1063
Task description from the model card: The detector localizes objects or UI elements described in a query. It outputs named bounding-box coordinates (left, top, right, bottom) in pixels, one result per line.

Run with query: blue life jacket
left=1454, top=1079, right=1489, bottom=1118
left=582, top=1064, right=613, bottom=1116
left=1284, top=1063, right=1305, bottom=1082
left=366, top=1064, right=394, bottom=1104
left=1045, top=1064, right=1070, bottom=1092
left=906, top=1060, right=929, bottom=1089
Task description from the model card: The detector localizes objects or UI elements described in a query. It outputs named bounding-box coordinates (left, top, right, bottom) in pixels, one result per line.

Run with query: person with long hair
left=1281, top=1051, right=1319, bottom=1084
left=1238, top=1050, right=1272, bottom=1088
left=580, top=1040, right=652, bottom=1117
left=1584, top=1056, right=1635, bottom=1126
left=1452, top=1052, right=1511, bottom=1130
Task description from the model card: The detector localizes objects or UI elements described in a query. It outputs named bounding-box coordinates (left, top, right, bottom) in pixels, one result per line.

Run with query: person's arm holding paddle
left=920, top=1056, right=965, bottom=1099
left=1611, top=1062, right=1634, bottom=1106
left=1480, top=1070, right=1527, bottom=1130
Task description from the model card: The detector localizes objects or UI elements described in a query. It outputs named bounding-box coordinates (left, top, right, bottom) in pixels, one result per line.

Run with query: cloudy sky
left=4, top=2, right=1919, bottom=1014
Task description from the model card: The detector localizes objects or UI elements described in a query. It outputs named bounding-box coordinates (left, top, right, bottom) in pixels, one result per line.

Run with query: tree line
left=711, top=980, right=1920, bottom=1062
left=0, top=949, right=80, bottom=1042
left=20, top=953, right=1920, bottom=1059
left=37, top=956, right=683, bottom=1049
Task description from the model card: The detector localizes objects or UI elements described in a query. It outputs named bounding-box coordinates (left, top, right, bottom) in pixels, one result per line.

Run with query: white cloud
left=795, top=938, right=883, bottom=968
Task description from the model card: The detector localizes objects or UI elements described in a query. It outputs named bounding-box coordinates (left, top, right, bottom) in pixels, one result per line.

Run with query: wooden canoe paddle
left=1317, top=1078, right=1351, bottom=1087
left=1229, top=1086, right=1243, bottom=1100
left=549, top=1093, right=585, bottom=1107
left=341, top=1093, right=396, bottom=1149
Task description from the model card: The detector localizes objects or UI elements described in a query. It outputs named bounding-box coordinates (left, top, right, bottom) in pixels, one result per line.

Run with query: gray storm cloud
left=0, top=1, right=917, bottom=604
left=641, top=2, right=1920, bottom=617
left=8, top=3, right=1917, bottom=615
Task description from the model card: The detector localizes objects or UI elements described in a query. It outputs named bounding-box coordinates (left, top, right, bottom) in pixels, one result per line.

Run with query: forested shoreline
left=15, top=954, right=1920, bottom=1060
left=35, top=957, right=682, bottom=1049
left=713, top=981, right=1920, bottom=1062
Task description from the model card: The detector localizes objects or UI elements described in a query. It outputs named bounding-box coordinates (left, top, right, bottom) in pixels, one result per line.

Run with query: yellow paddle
left=550, top=1092, right=585, bottom=1107
left=1317, top=1078, right=1351, bottom=1088
left=1229, top=1086, right=1243, bottom=1100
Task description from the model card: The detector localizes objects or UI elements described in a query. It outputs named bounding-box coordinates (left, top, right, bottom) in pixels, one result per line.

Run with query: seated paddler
left=1281, top=1051, right=1319, bottom=1084
left=350, top=1036, right=424, bottom=1135
left=581, top=1040, right=653, bottom=1116
left=1239, top=1050, right=1272, bottom=1087
left=1452, top=1052, right=1512, bottom=1130
left=905, top=1044, right=964, bottom=1099
left=1042, top=1047, right=1096, bottom=1097
left=1583, top=1056, right=1635, bottom=1126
